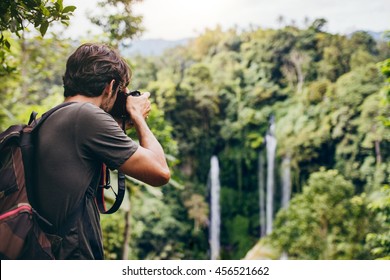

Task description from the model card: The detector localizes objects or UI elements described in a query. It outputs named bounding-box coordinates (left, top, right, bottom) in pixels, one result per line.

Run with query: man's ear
left=103, top=79, right=116, bottom=97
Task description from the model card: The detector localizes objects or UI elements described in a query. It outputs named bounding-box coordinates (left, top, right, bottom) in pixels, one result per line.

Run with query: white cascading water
left=209, top=155, right=221, bottom=260
left=265, top=117, right=277, bottom=235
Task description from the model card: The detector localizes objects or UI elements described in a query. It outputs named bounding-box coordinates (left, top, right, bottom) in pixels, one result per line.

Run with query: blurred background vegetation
left=0, top=0, right=389, bottom=260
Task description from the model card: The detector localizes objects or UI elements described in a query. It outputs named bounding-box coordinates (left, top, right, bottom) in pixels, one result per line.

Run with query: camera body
left=110, top=90, right=141, bottom=121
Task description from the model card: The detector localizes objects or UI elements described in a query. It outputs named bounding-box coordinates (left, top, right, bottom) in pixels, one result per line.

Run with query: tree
left=378, top=31, right=390, bottom=126
left=93, top=21, right=389, bottom=260
left=309, top=18, right=327, bottom=32
left=365, top=33, right=390, bottom=260
left=0, top=35, right=72, bottom=130
left=366, top=186, right=390, bottom=259
left=0, top=0, right=75, bottom=75
left=184, top=194, right=209, bottom=233
left=270, top=169, right=371, bottom=259
left=330, top=64, right=386, bottom=187
left=0, top=0, right=75, bottom=38
left=89, top=0, right=144, bottom=47
left=287, top=49, right=311, bottom=93
left=349, top=31, right=377, bottom=55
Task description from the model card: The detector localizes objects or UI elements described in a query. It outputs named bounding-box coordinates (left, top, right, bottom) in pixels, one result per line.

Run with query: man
left=33, top=43, right=170, bottom=259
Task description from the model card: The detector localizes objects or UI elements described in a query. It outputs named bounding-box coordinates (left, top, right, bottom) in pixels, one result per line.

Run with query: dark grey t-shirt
left=34, top=102, right=138, bottom=259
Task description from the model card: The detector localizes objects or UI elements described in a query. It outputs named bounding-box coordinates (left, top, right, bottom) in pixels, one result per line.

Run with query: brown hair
left=63, top=43, right=131, bottom=97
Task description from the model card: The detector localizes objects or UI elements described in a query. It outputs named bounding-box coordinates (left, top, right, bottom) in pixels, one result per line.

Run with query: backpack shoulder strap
left=23, top=102, right=76, bottom=229
left=31, top=102, right=76, bottom=131
left=28, top=112, right=38, bottom=126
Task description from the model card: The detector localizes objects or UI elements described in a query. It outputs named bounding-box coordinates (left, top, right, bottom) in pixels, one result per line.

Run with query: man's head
left=63, top=43, right=131, bottom=98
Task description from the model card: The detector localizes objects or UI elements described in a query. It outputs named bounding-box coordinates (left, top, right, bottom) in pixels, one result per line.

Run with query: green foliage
left=101, top=211, right=126, bottom=259
left=317, top=34, right=351, bottom=81
left=0, top=35, right=72, bottom=130
left=270, top=169, right=371, bottom=259
left=0, top=0, right=75, bottom=37
left=183, top=194, right=209, bottom=233
left=128, top=185, right=191, bottom=260
left=378, top=54, right=390, bottom=126
left=350, top=31, right=378, bottom=55
left=0, top=0, right=75, bottom=75
left=222, top=214, right=258, bottom=259
left=366, top=185, right=390, bottom=259
left=126, top=22, right=389, bottom=260
left=89, top=0, right=144, bottom=47
left=1, top=14, right=389, bottom=261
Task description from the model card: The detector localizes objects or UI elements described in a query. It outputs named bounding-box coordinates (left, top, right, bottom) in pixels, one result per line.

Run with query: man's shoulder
left=57, top=102, right=106, bottom=119
left=64, top=102, right=101, bottom=113
left=43, top=102, right=111, bottom=131
left=67, top=102, right=120, bottom=133
left=77, top=102, right=113, bottom=121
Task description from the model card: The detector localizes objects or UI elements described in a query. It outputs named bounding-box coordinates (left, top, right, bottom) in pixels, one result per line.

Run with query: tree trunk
left=121, top=192, right=131, bottom=260
left=281, top=155, right=291, bottom=208
left=258, top=150, right=266, bottom=237
left=375, top=140, right=382, bottom=165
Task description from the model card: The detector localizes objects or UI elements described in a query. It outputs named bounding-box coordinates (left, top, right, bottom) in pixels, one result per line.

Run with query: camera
left=110, top=90, right=141, bottom=121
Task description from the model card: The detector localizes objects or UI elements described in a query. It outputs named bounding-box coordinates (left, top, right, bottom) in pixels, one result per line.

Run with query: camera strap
left=96, top=90, right=140, bottom=214
left=96, top=117, right=127, bottom=214
left=96, top=164, right=126, bottom=214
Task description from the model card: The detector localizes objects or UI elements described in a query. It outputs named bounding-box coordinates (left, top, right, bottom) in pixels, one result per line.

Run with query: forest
left=0, top=0, right=389, bottom=260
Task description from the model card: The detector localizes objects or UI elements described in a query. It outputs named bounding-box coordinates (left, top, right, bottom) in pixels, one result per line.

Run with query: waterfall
left=209, top=155, right=221, bottom=260
left=265, top=116, right=277, bottom=235
left=258, top=150, right=266, bottom=237
left=281, top=155, right=291, bottom=208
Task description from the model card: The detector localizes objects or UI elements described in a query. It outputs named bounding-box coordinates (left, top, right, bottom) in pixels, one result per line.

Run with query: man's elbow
left=151, top=168, right=171, bottom=187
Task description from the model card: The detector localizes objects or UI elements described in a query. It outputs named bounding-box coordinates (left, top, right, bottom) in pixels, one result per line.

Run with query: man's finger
left=142, top=92, right=151, bottom=98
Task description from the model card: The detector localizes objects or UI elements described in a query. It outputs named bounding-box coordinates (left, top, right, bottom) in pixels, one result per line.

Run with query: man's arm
left=118, top=92, right=170, bottom=186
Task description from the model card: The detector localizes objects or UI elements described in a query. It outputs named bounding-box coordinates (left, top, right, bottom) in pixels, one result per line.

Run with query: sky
left=63, top=0, right=390, bottom=40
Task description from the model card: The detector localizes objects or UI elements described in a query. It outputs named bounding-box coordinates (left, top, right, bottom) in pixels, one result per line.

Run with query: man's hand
left=126, top=92, right=151, bottom=124
left=119, top=91, right=170, bottom=186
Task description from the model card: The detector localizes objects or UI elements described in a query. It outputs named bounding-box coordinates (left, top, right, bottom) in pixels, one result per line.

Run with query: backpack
left=0, top=103, right=72, bottom=259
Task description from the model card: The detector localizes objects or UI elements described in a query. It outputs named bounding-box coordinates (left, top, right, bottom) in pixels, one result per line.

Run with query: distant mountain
left=367, top=31, right=388, bottom=41
left=121, top=30, right=388, bottom=58
left=121, top=38, right=191, bottom=57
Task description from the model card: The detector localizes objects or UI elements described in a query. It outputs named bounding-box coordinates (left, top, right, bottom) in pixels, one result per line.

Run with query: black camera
left=110, top=90, right=141, bottom=121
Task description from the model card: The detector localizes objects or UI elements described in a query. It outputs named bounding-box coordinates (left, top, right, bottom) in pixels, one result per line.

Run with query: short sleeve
left=75, top=103, right=138, bottom=169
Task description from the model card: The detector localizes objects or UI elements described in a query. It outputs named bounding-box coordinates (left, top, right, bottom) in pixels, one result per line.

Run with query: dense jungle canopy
left=0, top=0, right=389, bottom=260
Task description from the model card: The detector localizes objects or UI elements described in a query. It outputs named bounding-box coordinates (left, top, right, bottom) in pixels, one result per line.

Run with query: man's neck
left=64, top=94, right=102, bottom=107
